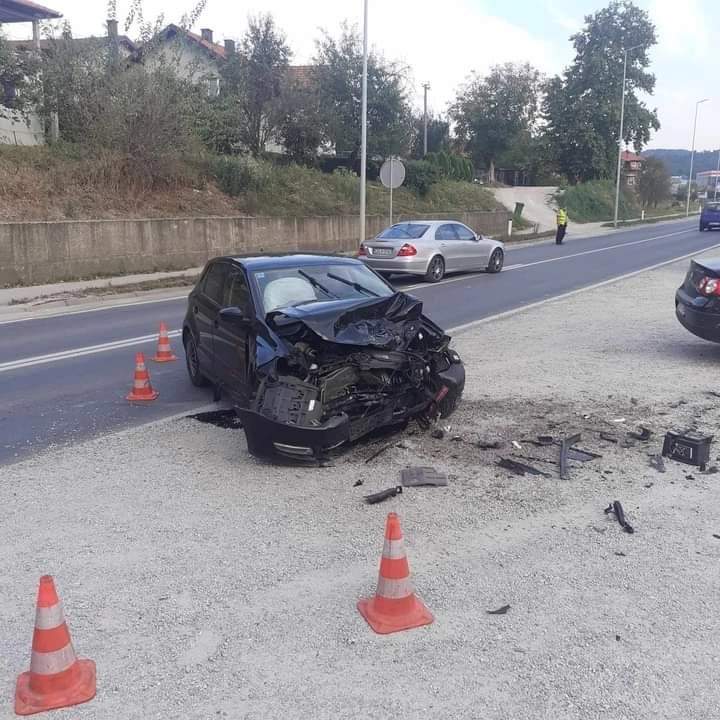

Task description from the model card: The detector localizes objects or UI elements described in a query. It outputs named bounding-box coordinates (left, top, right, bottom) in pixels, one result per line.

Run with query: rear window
left=378, top=223, right=429, bottom=239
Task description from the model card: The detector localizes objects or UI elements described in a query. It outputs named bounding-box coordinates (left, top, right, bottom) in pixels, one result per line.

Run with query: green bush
left=210, top=156, right=271, bottom=197
left=557, top=179, right=641, bottom=223
left=404, top=160, right=441, bottom=196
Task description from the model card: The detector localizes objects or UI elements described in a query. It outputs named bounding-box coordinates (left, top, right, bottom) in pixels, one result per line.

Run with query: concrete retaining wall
left=0, top=210, right=511, bottom=286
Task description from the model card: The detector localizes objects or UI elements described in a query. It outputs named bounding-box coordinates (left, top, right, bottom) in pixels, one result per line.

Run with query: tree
left=279, top=77, right=324, bottom=165
left=638, top=156, right=670, bottom=207
left=410, top=114, right=449, bottom=159
left=542, top=1, right=660, bottom=182
left=220, top=14, right=291, bottom=156
left=450, top=62, right=542, bottom=182
left=0, top=30, right=41, bottom=119
left=313, top=24, right=413, bottom=159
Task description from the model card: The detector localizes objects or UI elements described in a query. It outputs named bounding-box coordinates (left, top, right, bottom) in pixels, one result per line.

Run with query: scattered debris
left=559, top=432, right=582, bottom=480
left=628, top=427, right=652, bottom=441
left=614, top=552, right=626, bottom=557
left=631, top=397, right=638, bottom=405
left=189, top=409, right=243, bottom=429
left=497, top=458, right=550, bottom=477
left=431, top=428, right=445, bottom=440
left=612, top=418, right=626, bottom=423
left=713, top=534, right=720, bottom=540
left=364, top=444, right=392, bottom=464
left=537, top=435, right=554, bottom=446
left=353, top=479, right=364, bottom=487
left=486, top=604, right=511, bottom=615
left=364, top=486, right=403, bottom=504
left=702, top=465, right=719, bottom=475
left=400, top=467, right=448, bottom=488
left=604, top=500, right=635, bottom=534
left=649, top=455, right=666, bottom=473
left=706, top=391, right=720, bottom=399
left=620, top=438, right=636, bottom=449
left=662, top=430, right=713, bottom=471
left=600, top=432, right=619, bottom=443
left=451, top=435, right=463, bottom=442
left=477, top=440, right=503, bottom=450
left=592, top=526, right=607, bottom=534
left=644, top=482, right=654, bottom=489
left=565, top=447, right=602, bottom=462
left=615, top=634, right=621, bottom=642
left=511, top=440, right=523, bottom=451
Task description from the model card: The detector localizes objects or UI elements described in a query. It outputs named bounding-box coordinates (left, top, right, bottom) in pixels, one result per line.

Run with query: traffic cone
left=357, top=512, right=434, bottom=634
left=15, top=576, right=96, bottom=716
left=126, top=351, right=159, bottom=402
left=151, top=322, right=177, bottom=363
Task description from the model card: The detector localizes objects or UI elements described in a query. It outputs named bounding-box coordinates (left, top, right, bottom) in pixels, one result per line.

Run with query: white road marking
left=447, top=241, right=720, bottom=335
left=0, top=330, right=181, bottom=373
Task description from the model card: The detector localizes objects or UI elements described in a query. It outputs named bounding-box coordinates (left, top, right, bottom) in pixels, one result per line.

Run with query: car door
left=435, top=223, right=462, bottom=271
left=213, top=265, right=253, bottom=406
left=191, top=261, right=229, bottom=379
left=454, top=222, right=489, bottom=269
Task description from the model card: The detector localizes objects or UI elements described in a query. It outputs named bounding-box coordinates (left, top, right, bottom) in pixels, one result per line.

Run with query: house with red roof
left=621, top=150, right=643, bottom=188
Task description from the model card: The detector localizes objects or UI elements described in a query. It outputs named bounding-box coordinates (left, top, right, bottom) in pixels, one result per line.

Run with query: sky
left=7, top=0, right=719, bottom=150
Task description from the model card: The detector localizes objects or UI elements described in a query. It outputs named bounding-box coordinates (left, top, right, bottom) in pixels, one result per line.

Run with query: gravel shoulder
left=2, top=258, right=720, bottom=719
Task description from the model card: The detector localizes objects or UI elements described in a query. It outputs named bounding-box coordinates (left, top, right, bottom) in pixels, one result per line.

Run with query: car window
left=436, top=224, right=459, bottom=241
left=454, top=224, right=476, bottom=241
left=202, top=262, right=229, bottom=305
left=223, top=269, right=251, bottom=312
left=253, top=263, right=394, bottom=313
left=706, top=203, right=720, bottom=212
left=378, top=224, right=429, bottom=239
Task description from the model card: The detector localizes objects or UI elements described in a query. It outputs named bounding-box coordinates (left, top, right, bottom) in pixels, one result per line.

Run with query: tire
left=487, top=248, right=504, bottom=273
left=424, top=255, right=445, bottom=283
left=700, top=223, right=706, bottom=232
left=184, top=331, right=210, bottom=387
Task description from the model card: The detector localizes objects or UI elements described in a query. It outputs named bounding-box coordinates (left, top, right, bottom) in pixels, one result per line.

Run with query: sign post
left=379, top=157, right=406, bottom=226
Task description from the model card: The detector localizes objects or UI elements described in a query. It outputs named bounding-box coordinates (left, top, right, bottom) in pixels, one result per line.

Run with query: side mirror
left=219, top=306, right=251, bottom=324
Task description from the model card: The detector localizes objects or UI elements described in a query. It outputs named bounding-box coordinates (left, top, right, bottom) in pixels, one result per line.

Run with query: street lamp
left=613, top=44, right=641, bottom=229
left=686, top=98, right=709, bottom=216
left=359, top=0, right=369, bottom=248
left=422, top=82, right=431, bottom=157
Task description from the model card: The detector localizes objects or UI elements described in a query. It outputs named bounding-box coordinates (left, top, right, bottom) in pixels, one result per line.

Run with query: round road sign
left=379, top=157, right=405, bottom=189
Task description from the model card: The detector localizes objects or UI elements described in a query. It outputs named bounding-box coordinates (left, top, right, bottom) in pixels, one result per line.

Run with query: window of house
left=206, top=77, right=220, bottom=98
left=627, top=176, right=636, bottom=186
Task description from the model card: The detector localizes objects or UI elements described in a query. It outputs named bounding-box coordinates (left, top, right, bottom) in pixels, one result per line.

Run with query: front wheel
left=487, top=248, right=504, bottom=273
left=184, top=332, right=210, bottom=387
left=424, top=255, right=445, bottom=283
left=700, top=224, right=707, bottom=232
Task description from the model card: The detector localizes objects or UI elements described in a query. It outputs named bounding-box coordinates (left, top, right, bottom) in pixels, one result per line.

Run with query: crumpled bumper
left=238, top=409, right=351, bottom=460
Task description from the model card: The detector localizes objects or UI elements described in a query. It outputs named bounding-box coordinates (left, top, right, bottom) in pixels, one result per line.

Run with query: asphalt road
left=1, top=218, right=715, bottom=466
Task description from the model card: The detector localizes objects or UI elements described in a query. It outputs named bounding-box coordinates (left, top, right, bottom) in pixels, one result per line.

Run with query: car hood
left=267, top=292, right=427, bottom=348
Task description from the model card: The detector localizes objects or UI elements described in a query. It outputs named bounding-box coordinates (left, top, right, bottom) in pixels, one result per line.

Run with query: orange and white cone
left=357, top=512, right=434, bottom=634
left=15, top=576, right=96, bottom=716
left=126, top=351, right=159, bottom=402
left=151, top=322, right=177, bottom=363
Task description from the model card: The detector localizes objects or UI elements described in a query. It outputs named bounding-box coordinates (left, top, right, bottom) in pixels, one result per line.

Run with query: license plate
left=370, top=247, right=393, bottom=257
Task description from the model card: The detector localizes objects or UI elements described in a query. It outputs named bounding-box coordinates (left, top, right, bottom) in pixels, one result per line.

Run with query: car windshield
left=253, top=263, right=394, bottom=313
left=705, top=203, right=720, bottom=212
left=378, top=223, right=429, bottom=239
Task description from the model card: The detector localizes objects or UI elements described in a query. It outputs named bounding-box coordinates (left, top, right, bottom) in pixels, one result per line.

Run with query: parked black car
left=675, top=258, right=720, bottom=342
left=183, top=254, right=465, bottom=460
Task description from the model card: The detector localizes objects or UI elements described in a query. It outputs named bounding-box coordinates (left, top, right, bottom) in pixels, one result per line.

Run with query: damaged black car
left=183, top=254, right=465, bottom=460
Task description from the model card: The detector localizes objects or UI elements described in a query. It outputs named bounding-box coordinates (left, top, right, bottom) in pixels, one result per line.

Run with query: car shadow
left=663, top=337, right=720, bottom=363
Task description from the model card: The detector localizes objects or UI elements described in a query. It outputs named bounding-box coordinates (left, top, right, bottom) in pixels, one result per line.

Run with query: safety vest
left=557, top=209, right=567, bottom=225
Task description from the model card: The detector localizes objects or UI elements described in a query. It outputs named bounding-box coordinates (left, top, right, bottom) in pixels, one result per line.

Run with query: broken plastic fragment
left=364, top=486, right=403, bottom=504
left=486, top=604, right=511, bottom=615
left=628, top=427, right=652, bottom=441
left=497, top=458, right=550, bottom=477
left=604, top=500, right=634, bottom=534
left=401, top=467, right=448, bottom=487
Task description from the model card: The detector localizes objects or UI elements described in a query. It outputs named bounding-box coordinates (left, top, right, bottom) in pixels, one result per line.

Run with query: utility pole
left=686, top=98, right=709, bottom=216
left=714, top=147, right=720, bottom=201
left=613, top=45, right=640, bottom=228
left=422, top=82, right=430, bottom=157
left=359, top=0, right=369, bottom=248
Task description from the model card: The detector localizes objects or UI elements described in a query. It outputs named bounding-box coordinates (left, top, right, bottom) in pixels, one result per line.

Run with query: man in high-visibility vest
left=556, top=207, right=568, bottom=245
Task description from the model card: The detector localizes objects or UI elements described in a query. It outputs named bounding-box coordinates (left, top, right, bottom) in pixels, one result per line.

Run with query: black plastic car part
left=662, top=430, right=713, bottom=470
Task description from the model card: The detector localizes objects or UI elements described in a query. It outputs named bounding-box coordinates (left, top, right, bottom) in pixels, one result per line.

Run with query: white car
left=359, top=220, right=505, bottom=282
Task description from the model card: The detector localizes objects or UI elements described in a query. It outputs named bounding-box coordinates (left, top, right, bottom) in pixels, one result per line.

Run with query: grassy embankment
left=0, top=145, right=500, bottom=222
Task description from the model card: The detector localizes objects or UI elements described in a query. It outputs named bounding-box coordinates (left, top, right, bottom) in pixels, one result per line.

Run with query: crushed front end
left=239, top=293, right=465, bottom=461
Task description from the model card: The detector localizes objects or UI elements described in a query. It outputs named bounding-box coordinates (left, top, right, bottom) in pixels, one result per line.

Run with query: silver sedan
left=359, top=220, right=505, bottom=282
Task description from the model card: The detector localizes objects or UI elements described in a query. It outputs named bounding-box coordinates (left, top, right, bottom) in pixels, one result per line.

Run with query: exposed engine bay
left=238, top=293, right=465, bottom=461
